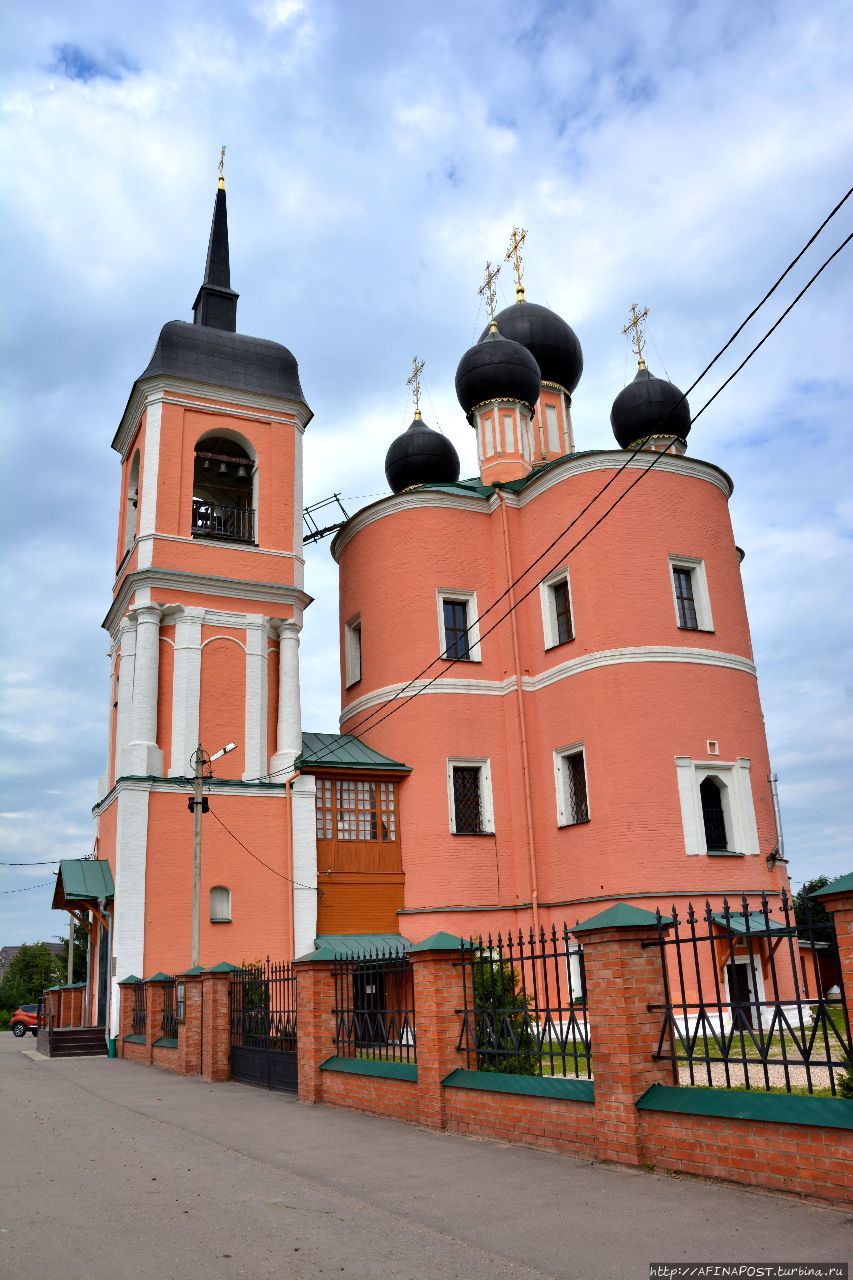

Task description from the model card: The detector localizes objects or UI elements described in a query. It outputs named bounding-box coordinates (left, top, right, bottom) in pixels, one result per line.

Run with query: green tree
left=0, top=943, right=64, bottom=1011
left=792, top=877, right=830, bottom=937
left=473, top=957, right=540, bottom=1075
left=57, top=919, right=89, bottom=985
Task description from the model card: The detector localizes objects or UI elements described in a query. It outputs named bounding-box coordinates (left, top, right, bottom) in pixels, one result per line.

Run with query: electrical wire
left=242, top=189, right=853, bottom=784
left=206, top=804, right=318, bottom=893
left=0, top=860, right=61, bottom=866
left=0, top=881, right=55, bottom=894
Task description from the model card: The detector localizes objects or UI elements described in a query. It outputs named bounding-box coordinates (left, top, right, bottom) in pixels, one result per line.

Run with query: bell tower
left=92, top=164, right=319, bottom=1030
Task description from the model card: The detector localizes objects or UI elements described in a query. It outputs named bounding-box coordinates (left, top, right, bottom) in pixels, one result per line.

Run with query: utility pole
left=188, top=741, right=237, bottom=967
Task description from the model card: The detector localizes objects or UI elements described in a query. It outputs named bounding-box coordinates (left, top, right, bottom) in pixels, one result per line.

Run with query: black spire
left=192, top=178, right=239, bottom=332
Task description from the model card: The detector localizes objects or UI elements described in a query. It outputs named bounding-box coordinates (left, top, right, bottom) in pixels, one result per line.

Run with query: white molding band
left=340, top=645, right=757, bottom=725
left=103, top=568, right=312, bottom=637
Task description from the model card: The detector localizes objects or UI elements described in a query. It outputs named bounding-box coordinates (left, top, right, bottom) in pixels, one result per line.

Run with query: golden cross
left=407, top=356, right=426, bottom=417
left=478, top=260, right=502, bottom=323
left=505, top=225, right=528, bottom=298
left=622, top=303, right=649, bottom=367
left=218, top=145, right=226, bottom=188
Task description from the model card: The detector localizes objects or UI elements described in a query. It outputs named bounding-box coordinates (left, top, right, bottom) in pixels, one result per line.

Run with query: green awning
left=711, top=912, right=787, bottom=936
left=811, top=871, right=853, bottom=898
left=52, top=859, right=115, bottom=911
left=314, top=933, right=411, bottom=958
left=297, top=733, right=411, bottom=773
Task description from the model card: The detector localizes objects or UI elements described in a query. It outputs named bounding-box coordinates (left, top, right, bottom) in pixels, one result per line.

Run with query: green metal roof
left=711, top=912, right=787, bottom=935
left=297, top=733, right=411, bottom=773
left=811, top=872, right=853, bottom=898
left=574, top=903, right=667, bottom=933
left=314, top=933, right=410, bottom=957
left=52, top=859, right=114, bottom=909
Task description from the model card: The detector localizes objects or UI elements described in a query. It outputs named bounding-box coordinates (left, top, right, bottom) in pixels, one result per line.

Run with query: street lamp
left=188, top=741, right=237, bottom=967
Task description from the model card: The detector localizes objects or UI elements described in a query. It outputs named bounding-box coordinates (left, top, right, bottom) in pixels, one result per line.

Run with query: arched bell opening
left=123, top=451, right=141, bottom=555
left=191, top=432, right=256, bottom=544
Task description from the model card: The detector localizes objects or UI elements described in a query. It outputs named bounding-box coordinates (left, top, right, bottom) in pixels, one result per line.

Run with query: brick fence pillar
left=146, top=976, right=170, bottom=1061
left=812, top=875, right=853, bottom=1034
left=201, top=965, right=235, bottom=1083
left=409, top=935, right=469, bottom=1130
left=177, top=970, right=204, bottom=1075
left=116, top=977, right=139, bottom=1056
left=294, top=957, right=337, bottom=1105
left=574, top=904, right=673, bottom=1167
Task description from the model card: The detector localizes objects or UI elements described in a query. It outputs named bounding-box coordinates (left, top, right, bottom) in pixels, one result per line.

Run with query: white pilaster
left=137, top=399, right=162, bottom=538
left=110, top=785, right=151, bottom=1034
left=122, top=603, right=164, bottom=776
left=243, top=615, right=269, bottom=781
left=291, top=773, right=318, bottom=957
left=169, top=607, right=204, bottom=777
left=270, top=619, right=302, bottom=778
left=114, top=618, right=137, bottom=781
left=99, top=646, right=118, bottom=800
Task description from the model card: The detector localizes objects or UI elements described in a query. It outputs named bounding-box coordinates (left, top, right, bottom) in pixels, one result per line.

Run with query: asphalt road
left=1, top=1034, right=850, bottom=1280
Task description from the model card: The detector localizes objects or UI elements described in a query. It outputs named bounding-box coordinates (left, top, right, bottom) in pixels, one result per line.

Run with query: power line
left=0, top=860, right=61, bottom=867
left=243, top=188, right=853, bottom=784
left=0, top=881, right=55, bottom=894
left=206, top=804, right=318, bottom=893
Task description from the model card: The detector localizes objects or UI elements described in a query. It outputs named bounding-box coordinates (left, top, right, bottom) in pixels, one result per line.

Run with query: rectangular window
left=555, top=746, right=590, bottom=826
left=673, top=568, right=698, bottom=630
left=437, top=590, right=481, bottom=662
left=669, top=555, right=713, bottom=631
left=447, top=758, right=494, bottom=834
left=540, top=569, right=574, bottom=649
left=345, top=616, right=362, bottom=687
left=315, top=779, right=397, bottom=843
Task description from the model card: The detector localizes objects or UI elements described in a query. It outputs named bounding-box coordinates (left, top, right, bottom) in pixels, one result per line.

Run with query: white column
left=114, top=618, right=137, bottom=781
left=110, top=786, right=150, bottom=1034
left=122, top=604, right=164, bottom=777
left=243, top=615, right=269, bottom=781
left=169, top=607, right=204, bottom=777
left=291, top=773, right=318, bottom=957
left=98, top=645, right=118, bottom=800
left=270, top=619, right=302, bottom=778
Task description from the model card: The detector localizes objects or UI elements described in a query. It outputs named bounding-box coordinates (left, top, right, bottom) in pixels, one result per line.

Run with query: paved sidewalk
left=1, top=1035, right=849, bottom=1280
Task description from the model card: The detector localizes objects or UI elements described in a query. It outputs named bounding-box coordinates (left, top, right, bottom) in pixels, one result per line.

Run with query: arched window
left=700, top=776, right=728, bottom=851
left=210, top=885, right=232, bottom=922
left=123, top=451, right=140, bottom=554
left=192, top=434, right=255, bottom=544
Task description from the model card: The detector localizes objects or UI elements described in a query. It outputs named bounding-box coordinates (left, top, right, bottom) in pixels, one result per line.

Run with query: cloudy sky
left=1, top=0, right=851, bottom=945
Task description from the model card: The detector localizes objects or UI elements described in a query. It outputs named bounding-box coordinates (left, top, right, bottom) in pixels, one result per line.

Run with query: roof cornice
left=103, top=567, right=313, bottom=636
left=112, top=377, right=313, bottom=459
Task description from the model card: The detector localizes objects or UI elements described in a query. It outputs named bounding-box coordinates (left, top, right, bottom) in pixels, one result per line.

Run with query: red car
left=10, top=1004, right=39, bottom=1037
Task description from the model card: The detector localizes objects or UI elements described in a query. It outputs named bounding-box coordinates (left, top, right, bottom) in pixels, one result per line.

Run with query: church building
left=52, top=176, right=792, bottom=1035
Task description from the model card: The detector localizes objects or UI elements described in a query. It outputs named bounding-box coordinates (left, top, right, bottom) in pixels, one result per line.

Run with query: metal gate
left=230, top=960, right=297, bottom=1092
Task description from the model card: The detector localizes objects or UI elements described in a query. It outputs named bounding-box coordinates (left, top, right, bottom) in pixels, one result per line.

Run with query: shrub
left=473, top=956, right=540, bottom=1075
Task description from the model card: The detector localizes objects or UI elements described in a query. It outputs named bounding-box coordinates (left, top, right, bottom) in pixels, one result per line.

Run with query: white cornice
left=126, top=532, right=304, bottom=568
left=93, top=775, right=286, bottom=815
left=331, top=451, right=734, bottom=560
left=113, top=378, right=311, bottom=460
left=103, top=567, right=312, bottom=637
left=339, top=645, right=756, bottom=724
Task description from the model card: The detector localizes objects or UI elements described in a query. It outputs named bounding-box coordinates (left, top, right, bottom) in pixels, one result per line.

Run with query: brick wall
left=320, top=1071, right=419, bottom=1124
left=443, top=1088, right=597, bottom=1160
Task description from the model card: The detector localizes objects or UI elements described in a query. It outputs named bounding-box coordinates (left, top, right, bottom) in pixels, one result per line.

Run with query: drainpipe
left=285, top=770, right=301, bottom=958
left=498, top=493, right=541, bottom=938
left=768, top=772, right=789, bottom=871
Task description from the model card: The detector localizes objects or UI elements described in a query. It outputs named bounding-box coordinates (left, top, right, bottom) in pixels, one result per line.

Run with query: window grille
left=442, top=599, right=470, bottom=660
left=552, top=578, right=573, bottom=645
left=673, top=567, right=698, bottom=629
left=558, top=750, right=589, bottom=825
left=453, top=766, right=483, bottom=834
left=315, top=779, right=397, bottom=843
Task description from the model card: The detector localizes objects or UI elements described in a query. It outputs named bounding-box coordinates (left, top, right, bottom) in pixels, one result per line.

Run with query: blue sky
left=1, top=0, right=851, bottom=944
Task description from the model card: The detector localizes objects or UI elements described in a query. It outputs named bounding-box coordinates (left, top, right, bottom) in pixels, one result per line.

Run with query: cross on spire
left=505, top=225, right=528, bottom=300
left=622, top=303, right=649, bottom=369
left=218, top=145, right=226, bottom=190
left=407, top=356, right=426, bottom=419
left=478, top=260, right=502, bottom=328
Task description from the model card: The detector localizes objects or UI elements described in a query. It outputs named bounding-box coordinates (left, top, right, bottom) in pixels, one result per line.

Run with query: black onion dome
left=480, top=300, right=583, bottom=395
left=610, top=366, right=691, bottom=450
left=384, top=416, right=461, bottom=493
left=455, top=326, right=541, bottom=420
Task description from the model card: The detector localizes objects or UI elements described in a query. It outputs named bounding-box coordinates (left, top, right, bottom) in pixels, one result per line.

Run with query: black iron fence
left=648, top=891, right=853, bottom=1095
left=161, top=978, right=177, bottom=1040
left=191, top=499, right=255, bottom=544
left=458, top=925, right=591, bottom=1077
left=131, top=982, right=147, bottom=1037
left=332, top=946, right=416, bottom=1063
left=230, top=960, right=297, bottom=1053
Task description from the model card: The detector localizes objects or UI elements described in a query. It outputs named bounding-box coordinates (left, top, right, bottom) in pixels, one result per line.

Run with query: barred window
left=553, top=579, right=573, bottom=645
left=673, top=567, right=698, bottom=630
left=442, top=599, right=470, bottom=660
left=556, top=747, right=590, bottom=826
left=315, top=779, right=397, bottom=843
left=540, top=569, right=574, bottom=649
left=700, top=776, right=728, bottom=851
left=452, top=766, right=483, bottom=834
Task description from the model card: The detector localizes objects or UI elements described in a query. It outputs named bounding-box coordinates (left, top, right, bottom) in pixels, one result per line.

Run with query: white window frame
left=446, top=757, right=495, bottom=834
left=210, top=885, right=232, bottom=923
left=554, top=742, right=590, bottom=827
left=344, top=614, right=362, bottom=688
left=674, top=756, right=760, bottom=856
left=669, top=554, right=714, bottom=631
left=437, top=589, right=482, bottom=662
left=540, top=566, right=575, bottom=650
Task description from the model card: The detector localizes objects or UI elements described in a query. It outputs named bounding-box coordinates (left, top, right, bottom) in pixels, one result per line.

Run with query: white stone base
left=121, top=742, right=165, bottom=777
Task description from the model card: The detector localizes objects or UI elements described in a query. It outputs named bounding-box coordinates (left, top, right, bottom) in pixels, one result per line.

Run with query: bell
left=218, top=461, right=229, bottom=476
left=202, top=457, right=211, bottom=471
left=236, top=463, right=249, bottom=480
